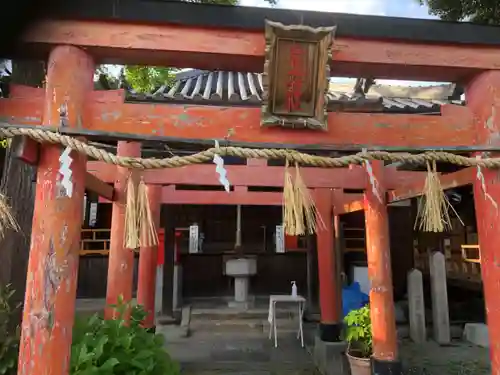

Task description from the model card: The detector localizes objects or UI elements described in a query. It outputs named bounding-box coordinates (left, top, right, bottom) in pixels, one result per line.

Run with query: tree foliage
left=124, top=0, right=276, bottom=92
left=124, top=66, right=175, bottom=93
left=419, top=0, right=500, bottom=24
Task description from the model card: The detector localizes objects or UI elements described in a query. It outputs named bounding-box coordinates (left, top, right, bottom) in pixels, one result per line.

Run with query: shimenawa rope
left=1, top=127, right=500, bottom=169
left=0, top=126, right=492, bottom=237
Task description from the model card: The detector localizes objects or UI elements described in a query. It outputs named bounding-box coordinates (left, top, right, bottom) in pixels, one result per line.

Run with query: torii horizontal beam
left=18, top=18, right=500, bottom=82
left=389, top=167, right=474, bottom=202
left=85, top=172, right=114, bottom=201
left=0, top=86, right=476, bottom=150
left=12, top=132, right=115, bottom=200
left=87, top=161, right=424, bottom=190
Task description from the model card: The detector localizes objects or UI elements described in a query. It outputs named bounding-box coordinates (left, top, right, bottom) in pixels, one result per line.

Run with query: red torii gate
left=1, top=2, right=500, bottom=375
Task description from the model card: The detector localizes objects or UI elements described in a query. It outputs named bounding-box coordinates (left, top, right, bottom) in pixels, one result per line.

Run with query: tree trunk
left=0, top=60, right=45, bottom=318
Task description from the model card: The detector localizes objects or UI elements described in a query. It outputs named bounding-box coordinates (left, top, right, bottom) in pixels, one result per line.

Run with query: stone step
left=191, top=310, right=295, bottom=321
left=190, top=318, right=303, bottom=334
left=190, top=319, right=265, bottom=332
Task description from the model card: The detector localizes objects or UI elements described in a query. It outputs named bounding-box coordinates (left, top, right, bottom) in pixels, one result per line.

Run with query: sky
left=240, top=0, right=435, bottom=19
left=239, top=0, right=442, bottom=87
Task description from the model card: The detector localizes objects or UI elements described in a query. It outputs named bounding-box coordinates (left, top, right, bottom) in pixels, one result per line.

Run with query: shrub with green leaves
left=71, top=297, right=180, bottom=375
left=344, top=305, right=372, bottom=358
left=0, top=284, right=20, bottom=375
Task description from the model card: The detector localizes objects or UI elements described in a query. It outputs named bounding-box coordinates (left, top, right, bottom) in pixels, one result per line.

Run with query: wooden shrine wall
left=76, top=203, right=308, bottom=299
left=340, top=206, right=414, bottom=300
left=165, top=204, right=307, bottom=299
left=413, top=189, right=481, bottom=290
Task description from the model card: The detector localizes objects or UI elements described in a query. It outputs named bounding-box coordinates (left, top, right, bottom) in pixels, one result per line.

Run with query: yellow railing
left=461, top=244, right=481, bottom=264
left=80, top=229, right=111, bottom=256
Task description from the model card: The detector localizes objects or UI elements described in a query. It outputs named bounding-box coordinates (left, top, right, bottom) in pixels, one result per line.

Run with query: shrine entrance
left=1, top=2, right=500, bottom=375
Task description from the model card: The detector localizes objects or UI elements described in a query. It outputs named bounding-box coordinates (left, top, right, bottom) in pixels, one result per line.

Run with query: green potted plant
left=344, top=305, right=372, bottom=375
left=70, top=296, right=180, bottom=375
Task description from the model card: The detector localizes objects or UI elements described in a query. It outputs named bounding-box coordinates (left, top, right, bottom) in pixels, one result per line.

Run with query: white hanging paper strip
left=213, top=140, right=230, bottom=192
left=59, top=146, right=74, bottom=197
left=475, top=155, right=498, bottom=211
left=364, top=159, right=383, bottom=204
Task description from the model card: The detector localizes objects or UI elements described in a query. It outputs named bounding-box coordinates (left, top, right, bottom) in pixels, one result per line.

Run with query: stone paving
left=160, top=324, right=492, bottom=375
left=161, top=318, right=318, bottom=375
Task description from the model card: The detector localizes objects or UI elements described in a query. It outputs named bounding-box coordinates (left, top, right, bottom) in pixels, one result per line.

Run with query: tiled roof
left=126, top=70, right=464, bottom=114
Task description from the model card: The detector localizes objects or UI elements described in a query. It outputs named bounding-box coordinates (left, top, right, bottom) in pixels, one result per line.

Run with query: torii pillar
left=17, top=46, right=93, bottom=375
left=315, top=188, right=342, bottom=342
left=105, top=141, right=141, bottom=319
left=137, top=184, right=162, bottom=331
left=467, top=71, right=500, bottom=374
left=364, top=161, right=401, bottom=375
left=313, top=188, right=349, bottom=375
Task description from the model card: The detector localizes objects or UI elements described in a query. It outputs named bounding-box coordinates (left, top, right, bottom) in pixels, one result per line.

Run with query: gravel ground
left=399, top=339, right=490, bottom=375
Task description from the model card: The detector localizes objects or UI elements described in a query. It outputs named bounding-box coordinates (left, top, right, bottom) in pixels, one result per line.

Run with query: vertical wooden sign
left=261, top=20, right=336, bottom=130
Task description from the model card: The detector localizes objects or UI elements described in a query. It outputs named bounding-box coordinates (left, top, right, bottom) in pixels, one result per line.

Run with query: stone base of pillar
left=312, top=335, right=350, bottom=375
left=371, top=357, right=403, bottom=375
left=318, top=322, right=342, bottom=342
left=228, top=296, right=255, bottom=310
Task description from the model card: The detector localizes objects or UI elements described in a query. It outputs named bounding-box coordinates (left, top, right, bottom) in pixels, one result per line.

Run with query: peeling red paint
left=17, top=46, right=92, bottom=375
left=314, top=188, right=341, bottom=323
left=105, top=141, right=141, bottom=321
left=468, top=72, right=500, bottom=375
left=364, top=161, right=398, bottom=362
left=0, top=94, right=476, bottom=148
left=137, top=185, right=161, bottom=328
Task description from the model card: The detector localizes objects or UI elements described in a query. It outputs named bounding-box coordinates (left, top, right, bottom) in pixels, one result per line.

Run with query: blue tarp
left=342, top=282, right=369, bottom=318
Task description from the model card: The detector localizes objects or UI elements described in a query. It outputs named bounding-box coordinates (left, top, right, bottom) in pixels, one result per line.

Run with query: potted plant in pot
left=344, top=305, right=372, bottom=375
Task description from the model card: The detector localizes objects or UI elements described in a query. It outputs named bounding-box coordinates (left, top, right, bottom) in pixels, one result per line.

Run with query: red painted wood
left=285, top=235, right=298, bottom=250
left=13, top=136, right=40, bottom=165
left=161, top=186, right=282, bottom=205
left=85, top=103, right=474, bottom=149
left=9, top=84, right=44, bottom=99
left=388, top=167, right=474, bottom=202
left=467, top=70, right=500, bottom=374
left=157, top=229, right=165, bottom=266
left=363, top=161, right=398, bottom=361
left=0, top=93, right=475, bottom=148
left=105, top=141, right=141, bottom=320
left=88, top=161, right=425, bottom=190
left=314, top=188, right=340, bottom=323
left=22, top=19, right=500, bottom=81
left=17, top=46, right=93, bottom=375
left=137, top=185, right=161, bottom=329
left=335, top=193, right=364, bottom=214
left=100, top=187, right=283, bottom=205
left=84, top=172, right=114, bottom=201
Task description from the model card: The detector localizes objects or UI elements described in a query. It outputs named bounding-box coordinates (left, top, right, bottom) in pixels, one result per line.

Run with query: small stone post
left=407, top=269, right=426, bottom=343
left=429, top=252, right=450, bottom=344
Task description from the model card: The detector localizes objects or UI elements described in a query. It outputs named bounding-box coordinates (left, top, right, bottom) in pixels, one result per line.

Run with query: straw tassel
left=293, top=163, right=325, bottom=235
left=282, top=161, right=324, bottom=236
left=137, top=180, right=158, bottom=247
left=124, top=174, right=140, bottom=249
left=414, top=161, right=463, bottom=232
left=0, top=192, right=19, bottom=240
left=283, top=160, right=298, bottom=235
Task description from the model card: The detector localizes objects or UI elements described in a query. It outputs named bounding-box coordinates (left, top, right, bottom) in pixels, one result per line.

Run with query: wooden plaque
left=261, top=20, right=336, bottom=130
